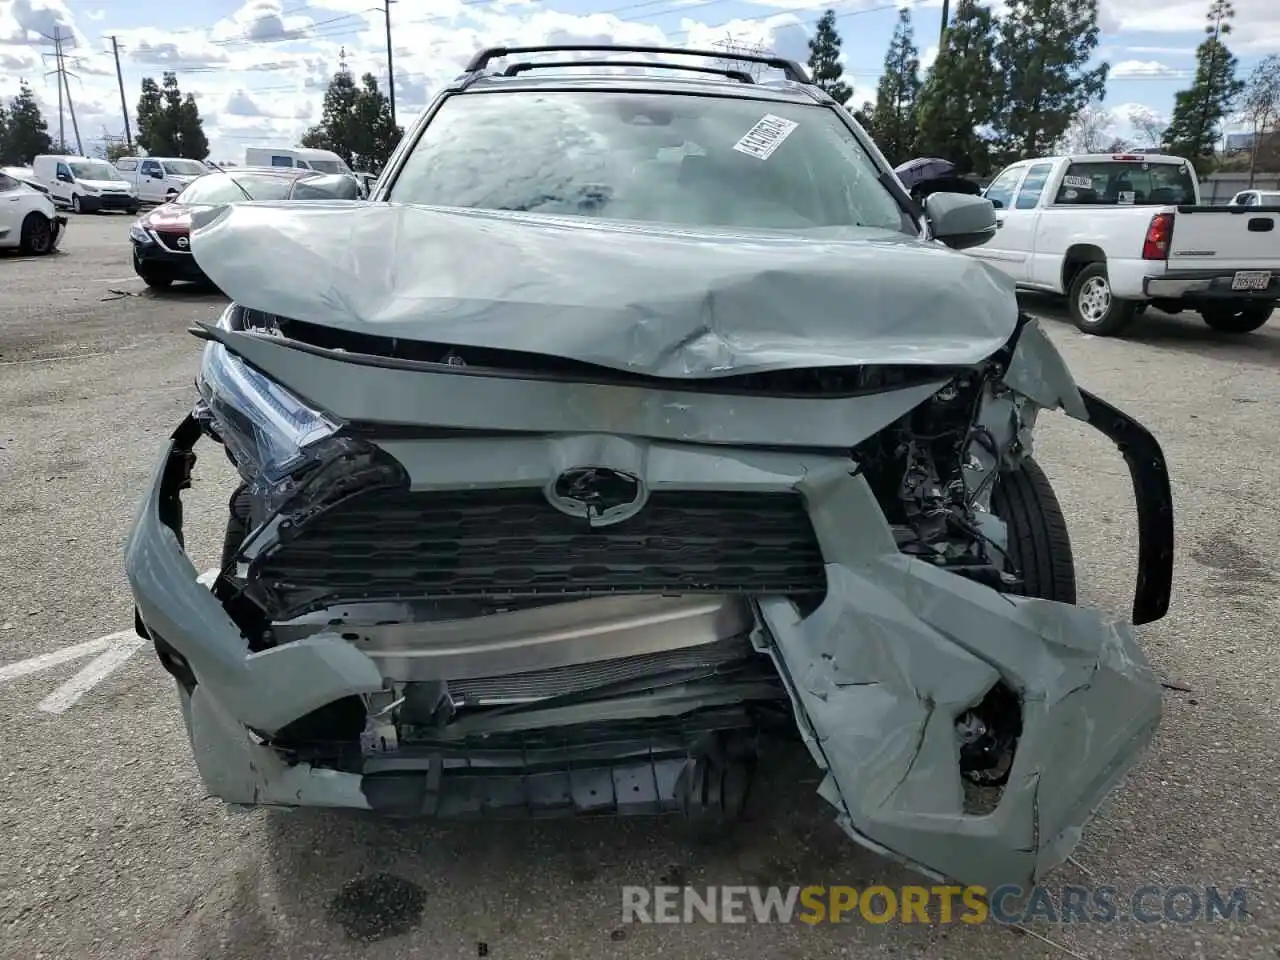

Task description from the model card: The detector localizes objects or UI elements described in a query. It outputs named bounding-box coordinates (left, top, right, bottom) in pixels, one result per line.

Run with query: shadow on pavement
left=164, top=741, right=971, bottom=958
left=1020, top=292, right=1280, bottom=367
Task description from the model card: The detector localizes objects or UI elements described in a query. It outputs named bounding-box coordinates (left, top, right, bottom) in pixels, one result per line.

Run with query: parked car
left=243, top=145, right=351, bottom=174
left=0, top=165, right=51, bottom=195
left=0, top=169, right=67, bottom=254
left=32, top=155, right=139, bottom=214
left=974, top=153, right=1280, bottom=334
left=1227, top=188, right=1280, bottom=207
left=114, top=156, right=212, bottom=204
left=124, top=43, right=1173, bottom=894
left=128, top=168, right=361, bottom=288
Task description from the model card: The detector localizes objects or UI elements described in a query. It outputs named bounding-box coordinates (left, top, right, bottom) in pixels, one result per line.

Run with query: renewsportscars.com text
left=621, top=884, right=1250, bottom=925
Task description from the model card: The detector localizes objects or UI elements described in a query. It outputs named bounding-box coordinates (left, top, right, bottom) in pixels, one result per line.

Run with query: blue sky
left=1, top=0, right=1275, bottom=161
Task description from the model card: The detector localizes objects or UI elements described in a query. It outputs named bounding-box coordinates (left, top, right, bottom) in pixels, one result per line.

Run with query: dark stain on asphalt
left=327, top=872, right=426, bottom=942
left=1191, top=533, right=1277, bottom=598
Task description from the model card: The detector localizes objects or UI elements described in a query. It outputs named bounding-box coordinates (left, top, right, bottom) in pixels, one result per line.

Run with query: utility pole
left=108, top=35, right=132, bottom=148
left=45, top=29, right=83, bottom=154
left=57, top=32, right=84, bottom=156
left=382, top=0, right=396, bottom=126
left=939, top=0, right=950, bottom=46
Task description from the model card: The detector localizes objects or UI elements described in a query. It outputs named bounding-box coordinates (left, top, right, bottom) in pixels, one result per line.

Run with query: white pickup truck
left=114, top=156, right=211, bottom=204
left=969, top=153, right=1280, bottom=335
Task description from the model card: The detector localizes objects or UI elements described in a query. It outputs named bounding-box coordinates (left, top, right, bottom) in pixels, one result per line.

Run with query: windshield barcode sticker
left=1062, top=175, right=1093, bottom=189
left=733, top=114, right=799, bottom=160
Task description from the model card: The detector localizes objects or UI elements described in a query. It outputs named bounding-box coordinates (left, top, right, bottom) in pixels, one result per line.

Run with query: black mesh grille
left=252, top=488, right=826, bottom=618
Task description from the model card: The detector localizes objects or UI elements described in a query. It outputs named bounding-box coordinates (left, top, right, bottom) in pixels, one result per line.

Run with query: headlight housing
left=129, top=222, right=151, bottom=244
left=194, top=334, right=341, bottom=511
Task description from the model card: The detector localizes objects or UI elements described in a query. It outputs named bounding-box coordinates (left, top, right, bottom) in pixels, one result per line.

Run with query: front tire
left=19, top=213, right=54, bottom=255
left=1199, top=303, right=1273, bottom=333
left=990, top=457, right=1077, bottom=605
left=70, top=194, right=82, bottom=214
left=1068, top=262, right=1138, bottom=336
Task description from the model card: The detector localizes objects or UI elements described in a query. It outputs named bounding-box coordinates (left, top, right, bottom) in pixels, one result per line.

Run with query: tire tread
left=990, top=457, right=1076, bottom=604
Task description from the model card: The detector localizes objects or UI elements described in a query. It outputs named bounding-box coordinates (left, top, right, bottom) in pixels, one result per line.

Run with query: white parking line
left=0, top=629, right=147, bottom=715
left=37, top=633, right=146, bottom=714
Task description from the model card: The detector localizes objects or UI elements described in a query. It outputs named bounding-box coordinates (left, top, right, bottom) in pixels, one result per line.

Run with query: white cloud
left=0, top=0, right=1229, bottom=163
left=920, top=43, right=938, bottom=72
left=1101, top=0, right=1280, bottom=52
left=1111, top=59, right=1178, bottom=78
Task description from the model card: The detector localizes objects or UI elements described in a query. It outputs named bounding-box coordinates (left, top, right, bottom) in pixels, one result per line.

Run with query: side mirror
left=987, top=197, right=1004, bottom=210
left=151, top=170, right=165, bottom=179
left=57, top=172, right=73, bottom=183
left=924, top=193, right=998, bottom=251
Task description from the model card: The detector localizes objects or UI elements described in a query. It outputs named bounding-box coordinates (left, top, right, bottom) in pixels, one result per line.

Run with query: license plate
left=1231, top=270, right=1272, bottom=291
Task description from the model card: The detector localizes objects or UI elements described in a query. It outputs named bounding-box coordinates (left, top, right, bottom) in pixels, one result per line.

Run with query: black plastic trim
left=503, top=59, right=754, bottom=83
left=466, top=43, right=810, bottom=83
left=1079, top=389, right=1174, bottom=625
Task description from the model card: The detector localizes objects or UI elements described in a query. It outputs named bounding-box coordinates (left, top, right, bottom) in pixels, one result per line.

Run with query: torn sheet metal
left=753, top=469, right=1163, bottom=890
left=188, top=201, right=1020, bottom=377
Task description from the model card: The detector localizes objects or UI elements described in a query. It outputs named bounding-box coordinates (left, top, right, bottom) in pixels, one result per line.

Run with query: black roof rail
left=502, top=59, right=755, bottom=84
left=466, top=44, right=810, bottom=84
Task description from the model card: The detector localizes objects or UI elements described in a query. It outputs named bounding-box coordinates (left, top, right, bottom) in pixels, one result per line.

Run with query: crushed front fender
left=754, top=471, right=1164, bottom=892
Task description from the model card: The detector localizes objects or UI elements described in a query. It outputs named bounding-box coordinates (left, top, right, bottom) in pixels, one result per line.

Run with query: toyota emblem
left=545, top=466, right=648, bottom=527
left=176, top=236, right=189, bottom=249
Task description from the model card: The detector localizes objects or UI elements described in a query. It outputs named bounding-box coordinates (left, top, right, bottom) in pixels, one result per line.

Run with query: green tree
left=1162, top=0, right=1244, bottom=169
left=807, top=10, right=851, bottom=105
left=1239, top=54, right=1280, bottom=185
left=914, top=0, right=999, bottom=174
left=301, top=69, right=360, bottom=162
left=871, top=8, right=922, bottom=165
left=135, top=73, right=208, bottom=159
left=990, top=0, right=1109, bottom=160
left=1, top=81, right=53, bottom=165
left=302, top=70, right=402, bottom=171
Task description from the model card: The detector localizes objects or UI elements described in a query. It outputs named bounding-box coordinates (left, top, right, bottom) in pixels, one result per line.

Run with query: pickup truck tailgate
left=1169, top=206, right=1280, bottom=269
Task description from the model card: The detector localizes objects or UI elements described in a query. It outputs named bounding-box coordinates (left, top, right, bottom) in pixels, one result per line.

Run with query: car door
left=53, top=161, right=74, bottom=206
left=969, top=164, right=1029, bottom=277
left=0, top=173, right=23, bottom=246
left=139, top=159, right=163, bottom=201
left=1001, top=162, right=1054, bottom=284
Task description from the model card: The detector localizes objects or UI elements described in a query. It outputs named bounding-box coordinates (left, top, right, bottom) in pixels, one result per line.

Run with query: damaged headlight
left=195, top=339, right=341, bottom=503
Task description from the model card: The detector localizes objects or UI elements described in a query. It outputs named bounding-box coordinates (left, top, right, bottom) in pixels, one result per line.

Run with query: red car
left=128, top=168, right=361, bottom=288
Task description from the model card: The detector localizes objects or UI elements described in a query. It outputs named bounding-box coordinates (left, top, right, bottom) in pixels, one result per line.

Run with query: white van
left=243, top=146, right=352, bottom=174
left=32, top=155, right=139, bottom=214
left=114, top=156, right=211, bottom=203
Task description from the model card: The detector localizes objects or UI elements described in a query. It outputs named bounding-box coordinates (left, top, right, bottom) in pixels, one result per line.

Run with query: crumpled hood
left=190, top=201, right=1020, bottom=378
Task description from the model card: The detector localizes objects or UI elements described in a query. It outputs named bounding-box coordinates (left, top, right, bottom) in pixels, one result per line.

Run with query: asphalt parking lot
left=1, top=212, right=1278, bottom=960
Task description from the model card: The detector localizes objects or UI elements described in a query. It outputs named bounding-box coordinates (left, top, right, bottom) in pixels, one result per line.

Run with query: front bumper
left=126, top=335, right=1172, bottom=890
left=50, top=215, right=67, bottom=252
left=1144, top=269, right=1280, bottom=302
left=81, top=192, right=139, bottom=213
left=132, top=237, right=207, bottom=281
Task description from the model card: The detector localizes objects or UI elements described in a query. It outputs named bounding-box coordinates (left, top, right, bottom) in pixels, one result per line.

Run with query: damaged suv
left=124, top=44, right=1174, bottom=891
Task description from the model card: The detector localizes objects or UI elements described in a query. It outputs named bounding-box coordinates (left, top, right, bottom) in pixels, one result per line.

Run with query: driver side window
left=57, top=163, right=72, bottom=181
left=984, top=166, right=1025, bottom=210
